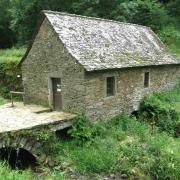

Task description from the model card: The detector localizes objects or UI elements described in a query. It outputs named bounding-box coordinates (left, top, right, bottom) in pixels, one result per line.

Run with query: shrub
left=68, top=114, right=96, bottom=142
left=47, top=113, right=180, bottom=178
left=139, top=94, right=179, bottom=136
left=110, top=114, right=150, bottom=141
left=147, top=134, right=180, bottom=179
left=117, top=131, right=180, bottom=179
left=0, top=48, right=24, bottom=98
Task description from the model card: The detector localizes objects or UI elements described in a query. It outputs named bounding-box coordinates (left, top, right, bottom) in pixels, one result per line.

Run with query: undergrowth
left=158, top=25, right=180, bottom=56
left=48, top=114, right=180, bottom=179
left=0, top=162, right=65, bottom=180
left=0, top=85, right=180, bottom=179
left=139, top=85, right=180, bottom=137
left=0, top=48, right=24, bottom=99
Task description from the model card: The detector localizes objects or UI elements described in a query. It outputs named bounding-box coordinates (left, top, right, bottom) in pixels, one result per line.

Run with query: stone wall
left=22, top=18, right=86, bottom=113
left=22, top=17, right=180, bottom=120
left=84, top=65, right=180, bottom=120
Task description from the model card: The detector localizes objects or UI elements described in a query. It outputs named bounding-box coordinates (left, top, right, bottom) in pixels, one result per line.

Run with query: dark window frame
left=106, top=76, right=115, bottom=97
left=144, top=72, right=150, bottom=88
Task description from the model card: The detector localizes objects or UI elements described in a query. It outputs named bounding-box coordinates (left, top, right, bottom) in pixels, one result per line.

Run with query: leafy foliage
left=0, top=0, right=16, bottom=48
left=0, top=87, right=180, bottom=178
left=158, top=25, right=180, bottom=56
left=68, top=114, right=106, bottom=143
left=167, top=0, right=180, bottom=23
left=49, top=114, right=180, bottom=179
left=138, top=88, right=180, bottom=137
left=0, top=48, right=25, bottom=98
left=111, top=0, right=168, bottom=31
left=0, top=0, right=179, bottom=47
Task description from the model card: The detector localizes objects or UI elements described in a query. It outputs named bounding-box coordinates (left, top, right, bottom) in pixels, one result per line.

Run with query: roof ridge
left=42, top=10, right=150, bottom=30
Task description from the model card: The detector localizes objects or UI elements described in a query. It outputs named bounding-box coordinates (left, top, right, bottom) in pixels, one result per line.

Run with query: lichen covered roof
left=44, top=10, right=180, bottom=71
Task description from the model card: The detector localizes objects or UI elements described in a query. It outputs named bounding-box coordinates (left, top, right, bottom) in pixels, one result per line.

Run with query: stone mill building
left=20, top=10, right=180, bottom=119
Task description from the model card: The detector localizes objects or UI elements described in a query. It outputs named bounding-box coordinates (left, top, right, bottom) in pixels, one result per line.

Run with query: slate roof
left=42, top=11, right=180, bottom=71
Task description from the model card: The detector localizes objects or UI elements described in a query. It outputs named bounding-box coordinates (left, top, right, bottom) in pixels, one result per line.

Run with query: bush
left=0, top=48, right=24, bottom=98
left=48, top=113, right=180, bottom=179
left=110, top=114, right=150, bottom=141
left=117, top=131, right=180, bottom=179
left=139, top=93, right=179, bottom=137
left=68, top=114, right=107, bottom=143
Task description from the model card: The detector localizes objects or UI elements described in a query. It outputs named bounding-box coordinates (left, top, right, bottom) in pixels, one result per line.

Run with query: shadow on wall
left=0, top=147, right=38, bottom=170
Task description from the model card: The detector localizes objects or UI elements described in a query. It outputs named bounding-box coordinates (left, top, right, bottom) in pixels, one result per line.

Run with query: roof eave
left=85, top=62, right=180, bottom=72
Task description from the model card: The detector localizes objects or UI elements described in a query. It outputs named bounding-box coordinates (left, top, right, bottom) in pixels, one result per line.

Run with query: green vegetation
left=0, top=48, right=25, bottom=99
left=0, top=163, right=65, bottom=180
left=158, top=25, right=180, bottom=56
left=39, top=111, right=180, bottom=179
left=0, top=85, right=180, bottom=179
left=0, top=0, right=180, bottom=179
left=0, top=0, right=180, bottom=47
left=0, top=48, right=26, bottom=63
left=0, top=163, right=35, bottom=180
left=138, top=85, right=180, bottom=137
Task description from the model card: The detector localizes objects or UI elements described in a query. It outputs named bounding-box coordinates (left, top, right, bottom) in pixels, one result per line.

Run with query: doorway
left=52, top=78, right=62, bottom=110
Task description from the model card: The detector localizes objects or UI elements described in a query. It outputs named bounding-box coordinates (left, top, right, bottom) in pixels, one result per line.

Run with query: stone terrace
left=0, top=102, right=76, bottom=134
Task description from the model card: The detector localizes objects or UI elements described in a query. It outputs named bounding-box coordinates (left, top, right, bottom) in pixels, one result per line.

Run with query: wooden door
left=52, top=78, right=62, bottom=110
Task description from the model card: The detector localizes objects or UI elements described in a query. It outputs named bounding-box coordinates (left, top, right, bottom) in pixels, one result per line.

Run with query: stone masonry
left=21, top=11, right=180, bottom=120
left=84, top=65, right=180, bottom=119
left=22, top=18, right=86, bottom=113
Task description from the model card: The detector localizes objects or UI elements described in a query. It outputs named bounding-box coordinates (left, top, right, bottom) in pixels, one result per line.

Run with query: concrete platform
left=0, top=102, right=76, bottom=134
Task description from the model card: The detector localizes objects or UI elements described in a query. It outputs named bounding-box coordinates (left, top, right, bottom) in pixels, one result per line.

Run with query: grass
left=0, top=163, right=35, bottom=180
left=0, top=48, right=26, bottom=63
left=47, top=115, right=180, bottom=179
left=152, top=84, right=180, bottom=111
left=44, top=86, right=180, bottom=179
left=0, top=88, right=179, bottom=179
left=0, top=163, right=65, bottom=180
left=0, top=113, right=179, bottom=179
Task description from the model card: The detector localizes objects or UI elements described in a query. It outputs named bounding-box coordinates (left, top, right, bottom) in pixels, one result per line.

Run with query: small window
left=144, top=72, right=150, bottom=88
left=106, top=76, right=115, bottom=96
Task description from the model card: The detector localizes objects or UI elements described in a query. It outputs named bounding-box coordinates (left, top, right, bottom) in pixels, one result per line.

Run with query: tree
left=0, top=0, right=16, bottom=48
left=167, top=0, right=180, bottom=22
left=0, top=0, right=178, bottom=46
left=10, top=0, right=74, bottom=45
left=111, top=0, right=168, bottom=31
left=72, top=0, right=99, bottom=17
left=98, top=0, right=117, bottom=18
